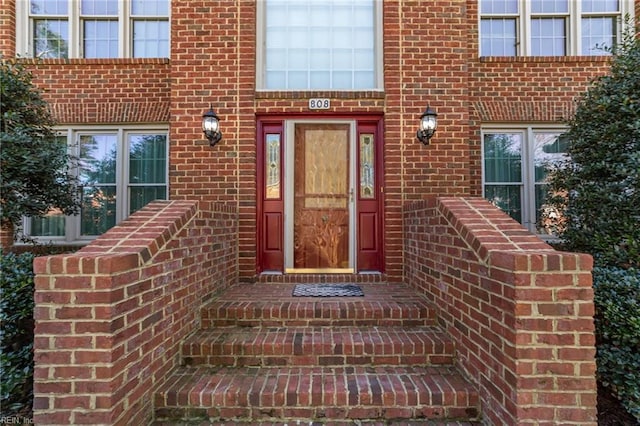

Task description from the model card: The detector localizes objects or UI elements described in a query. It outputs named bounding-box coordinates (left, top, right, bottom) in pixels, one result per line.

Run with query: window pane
left=483, top=133, right=522, bottom=183
left=131, top=0, right=169, bottom=16
left=263, top=0, right=376, bottom=90
left=31, top=212, right=65, bottom=237
left=81, top=186, right=116, bottom=235
left=83, top=20, right=118, bottom=58
left=484, top=185, right=522, bottom=223
left=80, top=135, right=117, bottom=184
left=128, top=134, right=167, bottom=184
left=480, top=0, right=518, bottom=14
left=31, top=0, right=68, bottom=15
left=359, top=134, right=375, bottom=199
left=129, top=186, right=166, bottom=214
left=81, top=0, right=118, bottom=15
left=531, top=0, right=568, bottom=14
left=480, top=18, right=517, bottom=56
left=582, top=17, right=616, bottom=54
left=34, top=19, right=69, bottom=58
left=531, top=18, right=566, bottom=56
left=133, top=20, right=169, bottom=57
left=265, top=134, right=281, bottom=199
left=533, top=133, right=568, bottom=183
left=582, top=0, right=619, bottom=13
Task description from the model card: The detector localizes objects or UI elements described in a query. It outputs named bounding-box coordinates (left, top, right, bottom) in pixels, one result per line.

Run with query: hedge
left=593, top=266, right=640, bottom=421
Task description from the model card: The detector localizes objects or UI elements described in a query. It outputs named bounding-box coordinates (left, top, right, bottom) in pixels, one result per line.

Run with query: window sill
left=255, top=90, right=386, bottom=100
left=479, top=55, right=611, bottom=64
left=15, top=57, right=170, bottom=66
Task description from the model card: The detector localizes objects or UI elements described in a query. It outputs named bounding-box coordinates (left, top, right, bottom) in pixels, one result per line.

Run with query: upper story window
left=257, top=0, right=383, bottom=91
left=23, top=127, right=168, bottom=243
left=479, top=0, right=632, bottom=56
left=19, top=0, right=170, bottom=59
left=482, top=127, right=568, bottom=236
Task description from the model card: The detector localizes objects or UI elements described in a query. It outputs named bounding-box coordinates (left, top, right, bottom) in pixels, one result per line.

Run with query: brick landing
left=153, top=283, right=481, bottom=424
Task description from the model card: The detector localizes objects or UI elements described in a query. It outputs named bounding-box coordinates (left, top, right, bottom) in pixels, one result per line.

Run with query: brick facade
left=32, top=201, right=238, bottom=425
left=405, top=198, right=597, bottom=424
left=0, top=1, right=637, bottom=423
left=0, top=0, right=633, bottom=280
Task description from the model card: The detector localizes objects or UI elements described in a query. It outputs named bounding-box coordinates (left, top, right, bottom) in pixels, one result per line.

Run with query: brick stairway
left=153, top=283, right=481, bottom=425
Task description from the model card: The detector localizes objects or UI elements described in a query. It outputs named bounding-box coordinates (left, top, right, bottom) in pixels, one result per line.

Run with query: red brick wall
left=32, top=200, right=238, bottom=425
left=405, top=197, right=597, bottom=425
left=0, top=0, right=15, bottom=56
left=16, top=59, right=171, bottom=124
left=1, top=0, right=636, bottom=275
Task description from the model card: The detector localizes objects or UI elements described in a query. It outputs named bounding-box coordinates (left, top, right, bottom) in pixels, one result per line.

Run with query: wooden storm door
left=257, top=117, right=383, bottom=274
left=288, top=123, right=353, bottom=272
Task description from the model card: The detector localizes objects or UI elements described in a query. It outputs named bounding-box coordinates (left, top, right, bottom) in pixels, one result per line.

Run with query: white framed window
left=257, top=0, right=383, bottom=91
left=482, top=126, right=568, bottom=236
left=17, top=0, right=170, bottom=58
left=23, top=126, right=169, bottom=243
left=479, top=0, right=633, bottom=56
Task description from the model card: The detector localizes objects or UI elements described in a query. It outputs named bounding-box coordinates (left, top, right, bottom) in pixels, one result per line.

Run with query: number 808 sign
left=308, top=98, right=331, bottom=110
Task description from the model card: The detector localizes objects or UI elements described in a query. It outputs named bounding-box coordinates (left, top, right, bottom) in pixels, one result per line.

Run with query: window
left=257, top=0, right=382, bottom=90
left=482, top=127, right=568, bottom=235
left=19, top=0, right=169, bottom=58
left=24, top=127, right=169, bottom=242
left=479, top=0, right=632, bottom=56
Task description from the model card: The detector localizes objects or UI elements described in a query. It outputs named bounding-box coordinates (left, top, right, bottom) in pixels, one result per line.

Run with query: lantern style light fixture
left=416, top=105, right=438, bottom=145
left=202, top=105, right=222, bottom=146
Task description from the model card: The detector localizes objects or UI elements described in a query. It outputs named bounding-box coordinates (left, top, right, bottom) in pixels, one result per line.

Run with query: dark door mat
left=292, top=284, right=364, bottom=297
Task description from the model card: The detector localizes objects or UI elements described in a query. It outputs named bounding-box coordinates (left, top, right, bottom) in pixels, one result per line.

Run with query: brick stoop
left=153, top=283, right=481, bottom=424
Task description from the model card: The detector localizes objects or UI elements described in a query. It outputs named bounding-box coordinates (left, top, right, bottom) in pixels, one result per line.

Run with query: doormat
left=292, top=284, right=364, bottom=297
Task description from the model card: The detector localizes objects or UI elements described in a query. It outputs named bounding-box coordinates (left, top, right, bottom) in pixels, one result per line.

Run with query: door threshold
left=285, top=268, right=355, bottom=274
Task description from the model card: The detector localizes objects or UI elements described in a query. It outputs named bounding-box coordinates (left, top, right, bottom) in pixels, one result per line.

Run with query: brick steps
left=200, top=283, right=438, bottom=328
left=154, top=366, right=479, bottom=423
left=181, top=326, right=455, bottom=367
left=154, top=283, right=480, bottom=423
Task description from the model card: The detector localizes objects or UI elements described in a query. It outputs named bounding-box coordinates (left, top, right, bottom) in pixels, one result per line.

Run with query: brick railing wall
left=32, top=200, right=238, bottom=425
left=404, top=197, right=597, bottom=425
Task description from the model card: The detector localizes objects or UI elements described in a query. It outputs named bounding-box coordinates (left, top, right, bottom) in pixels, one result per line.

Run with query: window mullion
left=571, top=0, right=581, bottom=55
left=68, top=0, right=80, bottom=58
left=522, top=128, right=535, bottom=232
left=118, top=129, right=127, bottom=224
left=120, top=1, right=129, bottom=57
left=520, top=0, right=530, bottom=56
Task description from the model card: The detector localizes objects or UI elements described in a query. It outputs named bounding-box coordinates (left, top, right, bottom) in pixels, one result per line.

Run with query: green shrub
left=593, top=266, right=640, bottom=421
left=0, top=251, right=35, bottom=416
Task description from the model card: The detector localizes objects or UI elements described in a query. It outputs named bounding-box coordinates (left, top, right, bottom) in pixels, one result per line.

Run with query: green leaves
left=0, top=251, right=35, bottom=415
left=548, top=27, right=640, bottom=268
left=0, top=60, right=80, bottom=232
left=593, top=267, right=640, bottom=420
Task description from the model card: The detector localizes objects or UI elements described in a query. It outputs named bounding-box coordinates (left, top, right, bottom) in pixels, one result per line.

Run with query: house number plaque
left=308, top=98, right=330, bottom=110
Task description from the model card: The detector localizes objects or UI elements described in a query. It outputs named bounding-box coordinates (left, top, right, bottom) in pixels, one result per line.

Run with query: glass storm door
left=257, top=118, right=383, bottom=274
left=286, top=123, right=354, bottom=272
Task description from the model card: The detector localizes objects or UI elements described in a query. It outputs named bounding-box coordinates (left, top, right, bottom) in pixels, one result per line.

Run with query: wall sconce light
left=416, top=105, right=438, bottom=145
left=202, top=105, right=222, bottom=146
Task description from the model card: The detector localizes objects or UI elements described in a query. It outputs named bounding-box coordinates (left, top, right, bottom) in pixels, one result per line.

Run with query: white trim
left=481, top=125, right=567, bottom=235
left=283, top=119, right=357, bottom=271
left=21, top=125, right=169, bottom=245
left=256, top=0, right=383, bottom=91
left=17, top=0, right=170, bottom=58
left=478, top=0, right=635, bottom=57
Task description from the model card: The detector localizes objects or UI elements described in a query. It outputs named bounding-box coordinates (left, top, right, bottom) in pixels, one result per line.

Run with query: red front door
left=257, top=116, right=383, bottom=273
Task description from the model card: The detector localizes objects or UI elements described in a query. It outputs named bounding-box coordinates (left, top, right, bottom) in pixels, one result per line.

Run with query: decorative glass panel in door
left=293, top=123, right=350, bottom=270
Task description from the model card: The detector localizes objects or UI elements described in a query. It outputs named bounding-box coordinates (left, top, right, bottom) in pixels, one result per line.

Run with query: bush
left=593, top=266, right=640, bottom=421
left=0, top=251, right=35, bottom=416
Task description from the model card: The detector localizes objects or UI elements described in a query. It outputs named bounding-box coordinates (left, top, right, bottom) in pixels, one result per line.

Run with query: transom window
left=24, top=127, right=168, bottom=243
left=18, top=0, right=170, bottom=58
left=479, top=0, right=632, bottom=56
left=257, top=0, right=382, bottom=90
left=482, top=127, right=568, bottom=236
